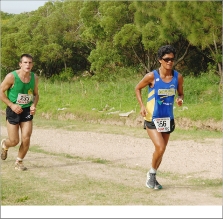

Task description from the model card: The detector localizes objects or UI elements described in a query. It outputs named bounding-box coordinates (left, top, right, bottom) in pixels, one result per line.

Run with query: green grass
left=32, top=117, right=222, bottom=140
left=41, top=71, right=221, bottom=122
left=2, top=70, right=221, bottom=124
left=188, top=178, right=222, bottom=187
left=0, top=146, right=155, bottom=205
left=174, top=102, right=222, bottom=121
left=1, top=106, right=222, bottom=142
left=29, top=145, right=110, bottom=164
left=0, top=70, right=222, bottom=214
left=1, top=146, right=222, bottom=206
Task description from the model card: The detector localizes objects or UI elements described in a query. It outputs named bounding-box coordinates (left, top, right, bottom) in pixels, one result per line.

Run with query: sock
left=16, top=157, right=23, bottom=162
left=2, top=140, right=8, bottom=149
left=149, top=167, right=157, bottom=174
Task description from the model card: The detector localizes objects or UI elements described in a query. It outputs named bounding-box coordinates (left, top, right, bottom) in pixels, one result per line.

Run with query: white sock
left=149, top=167, right=157, bottom=174
left=2, top=140, right=8, bottom=149
left=16, top=157, right=23, bottom=162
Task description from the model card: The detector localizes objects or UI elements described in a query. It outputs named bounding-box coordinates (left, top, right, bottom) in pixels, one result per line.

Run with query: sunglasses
left=162, top=58, right=175, bottom=62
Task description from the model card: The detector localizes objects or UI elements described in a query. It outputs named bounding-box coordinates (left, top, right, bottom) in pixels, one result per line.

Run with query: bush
left=51, top=68, right=74, bottom=82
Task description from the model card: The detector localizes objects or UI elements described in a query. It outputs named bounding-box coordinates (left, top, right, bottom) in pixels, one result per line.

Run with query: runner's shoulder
left=4, top=72, right=15, bottom=82
left=143, top=71, right=155, bottom=83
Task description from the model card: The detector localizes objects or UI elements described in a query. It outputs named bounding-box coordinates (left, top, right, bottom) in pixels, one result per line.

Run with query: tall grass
left=1, top=69, right=222, bottom=122
left=37, top=72, right=143, bottom=121
left=174, top=72, right=222, bottom=121
left=183, top=72, right=220, bottom=104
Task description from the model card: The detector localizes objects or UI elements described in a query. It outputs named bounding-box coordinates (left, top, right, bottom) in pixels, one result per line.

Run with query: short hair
left=157, top=45, right=176, bottom=60
left=20, top=54, right=33, bottom=62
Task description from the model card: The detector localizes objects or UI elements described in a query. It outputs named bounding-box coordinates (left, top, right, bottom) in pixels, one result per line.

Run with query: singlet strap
left=156, top=68, right=174, bottom=76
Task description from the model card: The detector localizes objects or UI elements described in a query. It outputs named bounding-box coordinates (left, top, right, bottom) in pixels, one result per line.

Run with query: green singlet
left=7, top=71, right=35, bottom=108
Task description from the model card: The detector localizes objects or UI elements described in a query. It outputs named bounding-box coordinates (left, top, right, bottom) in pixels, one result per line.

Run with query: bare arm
left=175, top=73, right=184, bottom=107
left=135, top=72, right=154, bottom=117
left=0, top=73, right=23, bottom=114
left=0, top=73, right=14, bottom=107
left=30, top=74, right=39, bottom=115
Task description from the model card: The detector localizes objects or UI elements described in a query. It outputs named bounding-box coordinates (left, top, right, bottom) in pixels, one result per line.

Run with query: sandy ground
left=1, top=125, right=222, bottom=179
left=1, top=123, right=223, bottom=219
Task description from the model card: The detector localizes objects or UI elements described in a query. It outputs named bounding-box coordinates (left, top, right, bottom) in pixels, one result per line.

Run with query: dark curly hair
left=157, top=45, right=176, bottom=60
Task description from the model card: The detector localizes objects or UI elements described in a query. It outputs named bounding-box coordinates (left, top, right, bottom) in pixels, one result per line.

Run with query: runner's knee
left=155, top=145, right=166, bottom=155
left=8, top=138, right=20, bottom=146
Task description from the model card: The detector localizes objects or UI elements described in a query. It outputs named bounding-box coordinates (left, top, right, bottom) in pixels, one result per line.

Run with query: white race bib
left=16, top=93, right=33, bottom=104
left=153, top=117, right=171, bottom=132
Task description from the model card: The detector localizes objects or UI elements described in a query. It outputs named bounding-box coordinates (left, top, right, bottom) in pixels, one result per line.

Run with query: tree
left=132, top=1, right=190, bottom=73
left=80, top=1, right=136, bottom=76
left=170, top=1, right=222, bottom=90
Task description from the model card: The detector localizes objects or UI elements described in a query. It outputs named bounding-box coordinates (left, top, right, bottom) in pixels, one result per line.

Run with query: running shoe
left=15, top=161, right=27, bottom=171
left=1, top=139, right=8, bottom=160
left=146, top=172, right=156, bottom=189
left=154, top=179, right=162, bottom=190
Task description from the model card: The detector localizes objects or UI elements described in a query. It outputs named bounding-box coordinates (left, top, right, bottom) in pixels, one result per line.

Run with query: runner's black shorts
left=6, top=106, right=33, bottom=125
left=144, top=119, right=175, bottom=134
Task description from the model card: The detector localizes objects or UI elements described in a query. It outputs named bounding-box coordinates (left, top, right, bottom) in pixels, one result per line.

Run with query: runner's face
left=19, top=57, right=33, bottom=73
left=159, top=53, right=175, bottom=70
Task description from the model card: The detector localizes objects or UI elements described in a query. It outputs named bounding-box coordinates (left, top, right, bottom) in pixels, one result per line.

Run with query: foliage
left=170, top=0, right=222, bottom=90
left=50, top=67, right=74, bottom=82
left=0, top=0, right=222, bottom=84
left=0, top=68, right=219, bottom=124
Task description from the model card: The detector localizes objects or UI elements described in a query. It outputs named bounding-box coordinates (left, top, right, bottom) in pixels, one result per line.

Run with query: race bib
left=153, top=117, right=170, bottom=132
left=16, top=93, right=33, bottom=104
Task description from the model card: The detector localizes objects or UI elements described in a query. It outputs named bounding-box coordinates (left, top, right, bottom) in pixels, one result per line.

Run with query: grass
left=29, top=145, right=110, bottom=164
left=1, top=70, right=221, bottom=123
left=1, top=129, right=222, bottom=217
left=1, top=146, right=222, bottom=206
left=31, top=117, right=222, bottom=140
left=1, top=108, right=220, bottom=141
left=1, top=147, right=153, bottom=205
left=0, top=70, right=222, bottom=217
left=174, top=102, right=222, bottom=121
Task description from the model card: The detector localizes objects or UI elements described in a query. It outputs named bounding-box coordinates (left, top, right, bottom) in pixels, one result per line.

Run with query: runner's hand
left=11, top=104, right=23, bottom=114
left=176, top=97, right=183, bottom=107
left=140, top=106, right=147, bottom=117
left=30, top=105, right=36, bottom=115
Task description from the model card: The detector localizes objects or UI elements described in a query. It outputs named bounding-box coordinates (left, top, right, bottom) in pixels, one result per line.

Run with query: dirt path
left=1, top=126, right=222, bottom=178
left=1, top=125, right=222, bottom=206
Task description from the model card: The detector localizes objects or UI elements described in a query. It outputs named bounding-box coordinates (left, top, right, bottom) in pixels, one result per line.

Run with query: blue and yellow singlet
left=145, top=69, right=178, bottom=122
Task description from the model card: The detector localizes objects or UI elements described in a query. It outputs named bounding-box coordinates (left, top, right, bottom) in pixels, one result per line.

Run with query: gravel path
left=1, top=126, right=221, bottom=179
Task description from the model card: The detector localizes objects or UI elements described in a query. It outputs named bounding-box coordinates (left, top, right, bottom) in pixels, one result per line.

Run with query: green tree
left=132, top=1, right=190, bottom=73
left=1, top=0, right=221, bottom=81
left=80, top=1, right=135, bottom=76
left=170, top=1, right=222, bottom=90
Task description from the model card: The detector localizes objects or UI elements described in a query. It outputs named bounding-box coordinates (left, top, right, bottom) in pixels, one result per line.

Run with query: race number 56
left=153, top=117, right=171, bottom=132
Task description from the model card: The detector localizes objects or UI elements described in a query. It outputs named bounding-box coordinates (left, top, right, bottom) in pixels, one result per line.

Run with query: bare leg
left=156, top=133, right=170, bottom=169
left=146, top=128, right=170, bottom=170
left=145, top=128, right=170, bottom=189
left=5, top=120, right=20, bottom=148
left=18, top=121, right=33, bottom=159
